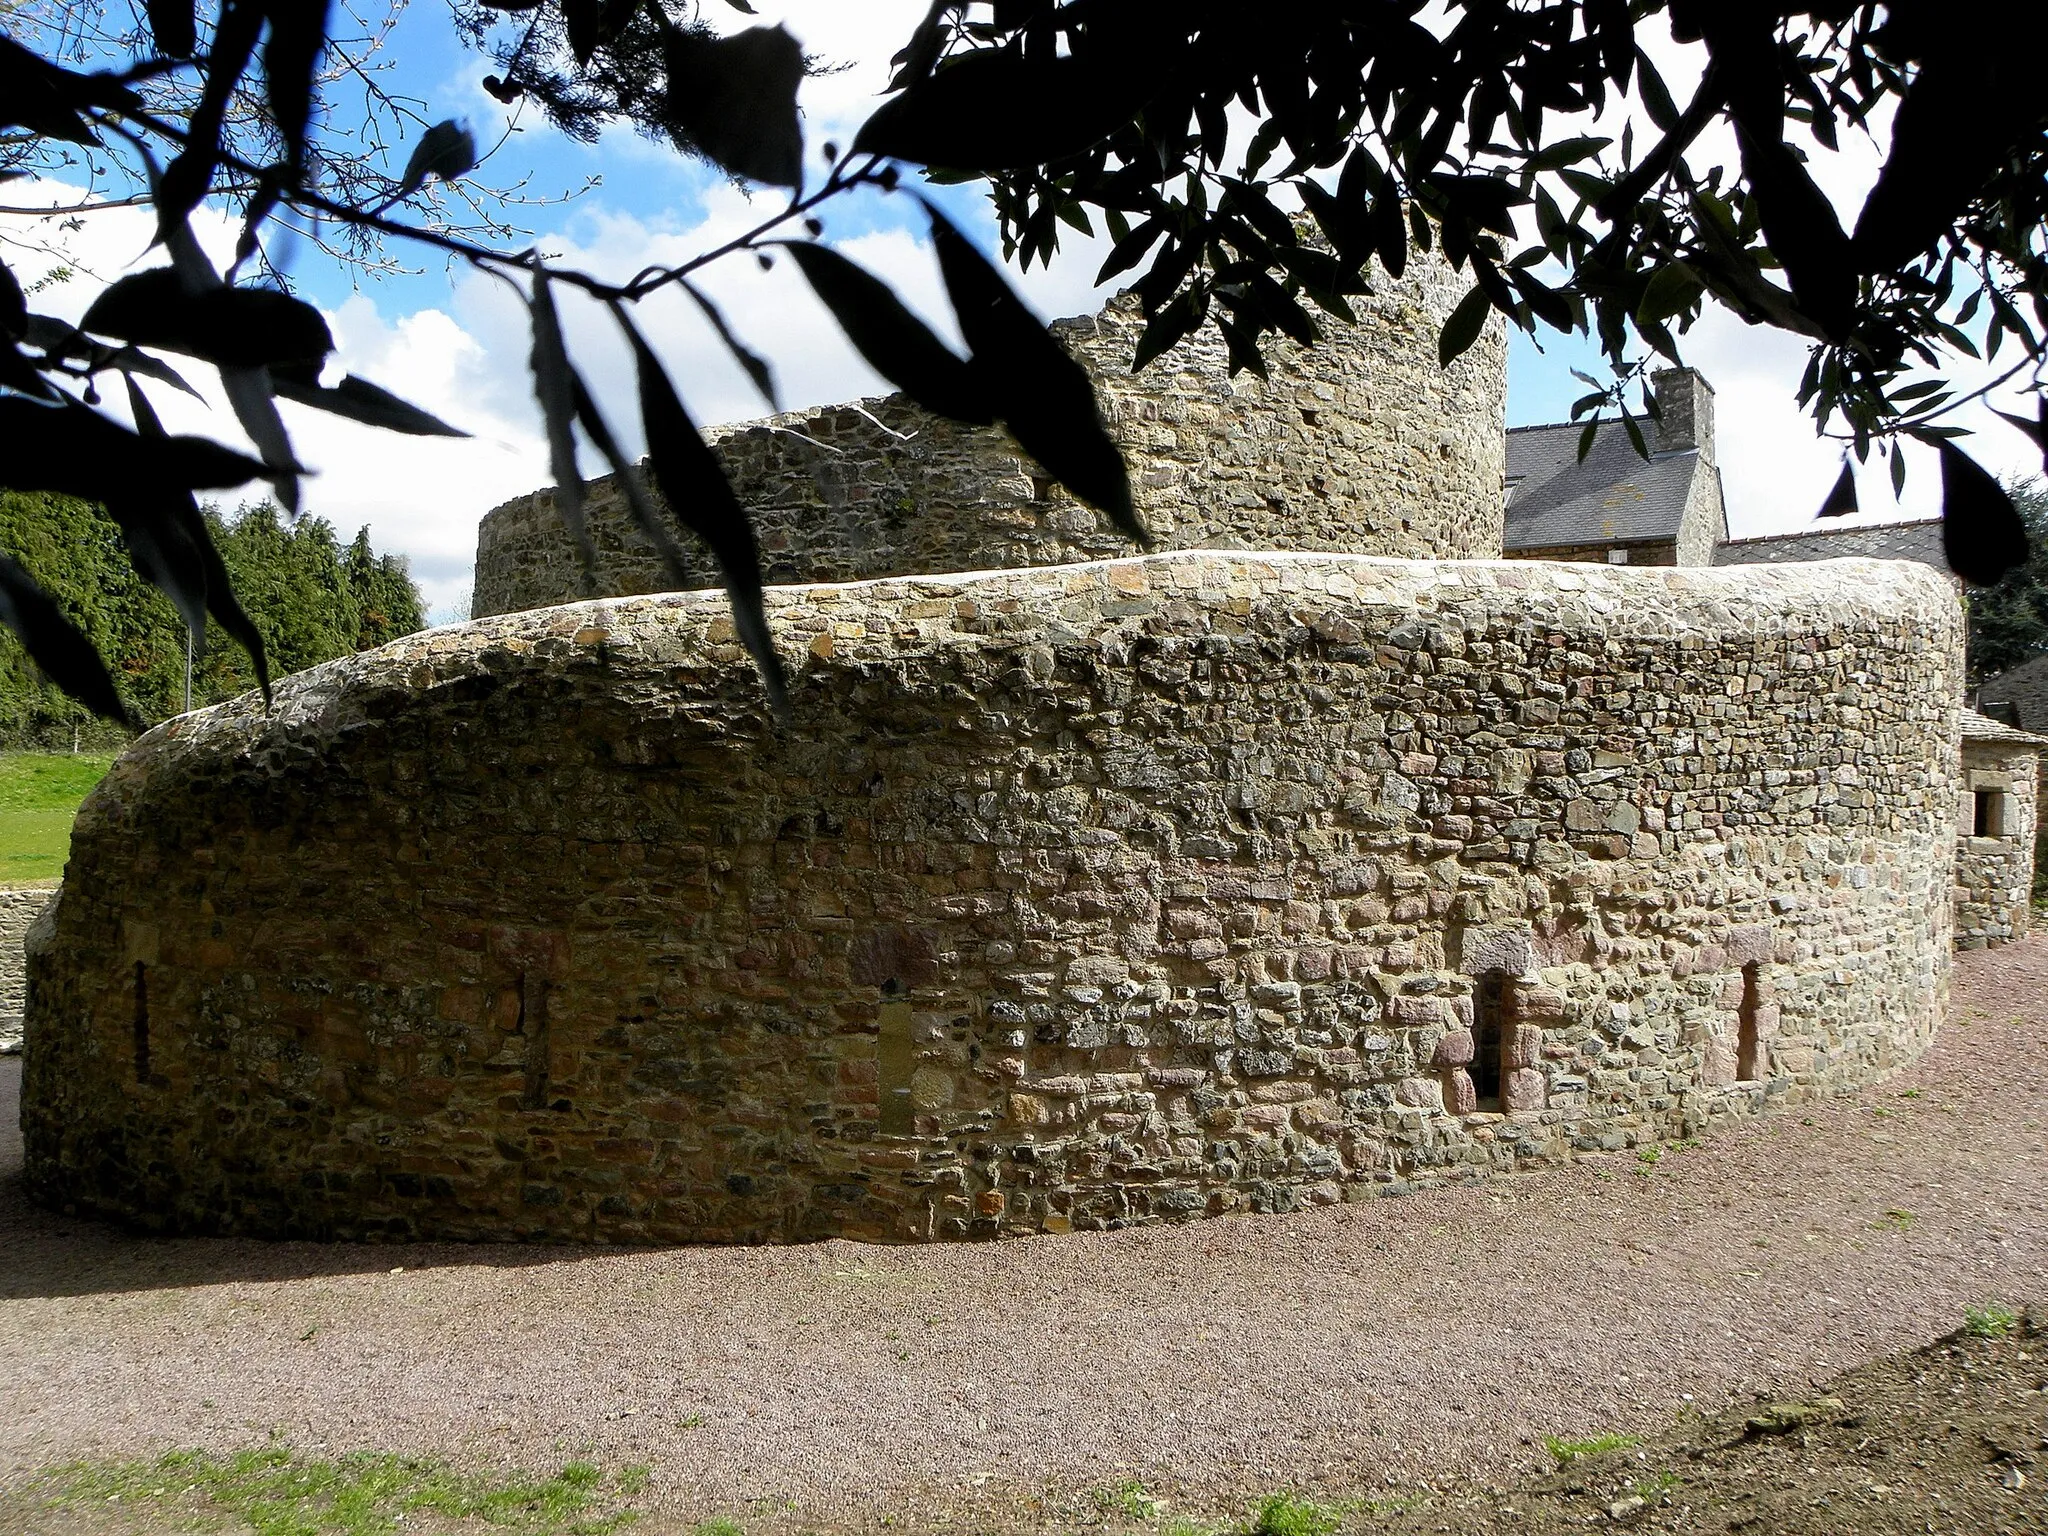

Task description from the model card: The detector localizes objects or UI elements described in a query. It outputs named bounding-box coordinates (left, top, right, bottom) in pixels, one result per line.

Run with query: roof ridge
left=1721, top=517, right=1942, bottom=547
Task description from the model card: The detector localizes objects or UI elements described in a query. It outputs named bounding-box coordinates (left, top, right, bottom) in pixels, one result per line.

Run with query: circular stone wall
left=25, top=552, right=1958, bottom=1243
left=469, top=255, right=1507, bottom=619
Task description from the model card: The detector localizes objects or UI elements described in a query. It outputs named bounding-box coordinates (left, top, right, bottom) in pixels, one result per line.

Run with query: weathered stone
left=19, top=540, right=1966, bottom=1243
left=1458, top=924, right=1533, bottom=977
left=1502, top=1067, right=1547, bottom=1113
left=1433, top=1029, right=1476, bottom=1067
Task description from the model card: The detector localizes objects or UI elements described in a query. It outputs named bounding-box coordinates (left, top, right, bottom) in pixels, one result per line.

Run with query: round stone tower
left=470, top=258, right=1509, bottom=618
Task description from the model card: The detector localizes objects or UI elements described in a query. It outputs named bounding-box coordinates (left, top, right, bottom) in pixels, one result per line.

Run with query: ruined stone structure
left=0, top=884, right=54, bottom=1054
left=1954, top=709, right=2044, bottom=948
left=23, top=555, right=1960, bottom=1243
left=472, top=264, right=1506, bottom=615
left=18, top=251, right=1975, bottom=1246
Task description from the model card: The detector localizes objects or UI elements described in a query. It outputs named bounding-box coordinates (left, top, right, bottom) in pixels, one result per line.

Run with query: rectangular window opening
left=518, top=971, right=553, bottom=1111
left=1472, top=972, right=1507, bottom=1110
left=1974, top=788, right=2005, bottom=838
left=132, top=960, right=149, bottom=1084
left=878, top=984, right=915, bottom=1136
left=1736, top=962, right=1763, bottom=1082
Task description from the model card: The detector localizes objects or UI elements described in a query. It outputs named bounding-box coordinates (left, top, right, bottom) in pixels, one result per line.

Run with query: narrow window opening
left=1471, top=971, right=1506, bottom=1109
left=518, top=970, right=552, bottom=1110
left=1299, top=407, right=1320, bottom=426
left=1029, top=475, right=1053, bottom=504
left=878, top=980, right=914, bottom=1135
left=1736, top=962, right=1763, bottom=1081
left=132, top=960, right=149, bottom=1084
left=1974, top=788, right=2004, bottom=838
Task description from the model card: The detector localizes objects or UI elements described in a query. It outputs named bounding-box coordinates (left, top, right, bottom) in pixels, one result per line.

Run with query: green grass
left=1542, top=1432, right=1639, bottom=1467
left=1964, top=1302, right=2021, bottom=1339
left=0, top=751, right=114, bottom=882
left=1249, top=1493, right=1342, bottom=1536
left=35, top=1446, right=645, bottom=1536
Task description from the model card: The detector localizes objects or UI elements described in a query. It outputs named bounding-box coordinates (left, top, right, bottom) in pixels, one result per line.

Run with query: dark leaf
left=924, top=199, right=1143, bottom=546
left=1940, top=443, right=2029, bottom=586
left=156, top=0, right=263, bottom=243
left=1437, top=284, right=1492, bottom=368
left=1131, top=284, right=1207, bottom=371
left=565, top=0, right=602, bottom=65
left=660, top=23, right=805, bottom=189
left=1096, top=216, right=1167, bottom=286
left=0, top=35, right=99, bottom=143
left=220, top=365, right=302, bottom=513
left=0, top=260, right=24, bottom=339
left=1373, top=168, right=1408, bottom=278
left=1816, top=460, right=1859, bottom=518
left=1577, top=418, right=1598, bottom=462
left=144, top=0, right=198, bottom=58
left=1509, top=268, right=1574, bottom=332
left=395, top=119, right=478, bottom=202
left=785, top=243, right=991, bottom=424
left=682, top=280, right=777, bottom=410
left=614, top=303, right=787, bottom=713
left=271, top=373, right=470, bottom=437
left=1992, top=405, right=2048, bottom=474
left=887, top=0, right=955, bottom=91
left=0, top=396, right=269, bottom=498
left=1621, top=409, right=1648, bottom=460
left=0, top=555, right=130, bottom=726
left=1636, top=261, right=1704, bottom=326
left=856, top=48, right=1141, bottom=173
left=526, top=275, right=594, bottom=588
left=117, top=375, right=270, bottom=701
left=567, top=367, right=695, bottom=595
left=261, top=0, right=331, bottom=179
left=81, top=269, right=334, bottom=368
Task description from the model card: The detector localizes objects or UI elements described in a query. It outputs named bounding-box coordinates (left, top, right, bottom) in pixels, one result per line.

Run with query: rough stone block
left=1724, top=924, right=1773, bottom=967
left=1458, top=924, right=1533, bottom=977
left=1433, top=1028, right=1475, bottom=1067
left=1443, top=1068, right=1478, bottom=1115
left=1502, top=1067, right=1546, bottom=1113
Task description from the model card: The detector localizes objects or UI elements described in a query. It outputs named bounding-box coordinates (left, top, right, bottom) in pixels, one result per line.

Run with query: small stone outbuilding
left=1954, top=708, right=2045, bottom=948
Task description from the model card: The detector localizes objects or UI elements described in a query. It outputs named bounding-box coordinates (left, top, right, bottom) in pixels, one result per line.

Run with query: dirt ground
left=4, top=939, right=2048, bottom=1534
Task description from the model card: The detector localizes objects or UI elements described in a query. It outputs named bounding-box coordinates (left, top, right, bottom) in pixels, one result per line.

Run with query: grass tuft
left=1964, top=1302, right=2020, bottom=1339
left=39, top=1445, right=643, bottom=1535
left=1250, top=1492, right=1342, bottom=1536
left=1543, top=1431, right=1639, bottom=1467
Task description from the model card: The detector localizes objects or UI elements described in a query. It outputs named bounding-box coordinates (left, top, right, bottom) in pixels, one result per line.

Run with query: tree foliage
left=0, top=489, right=422, bottom=748
left=1, top=0, right=2045, bottom=722
left=1967, top=481, right=2048, bottom=681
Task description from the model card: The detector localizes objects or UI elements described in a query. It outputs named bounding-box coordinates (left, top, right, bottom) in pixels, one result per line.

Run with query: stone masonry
left=470, top=260, right=1507, bottom=617
left=1954, top=710, right=2043, bottom=948
left=0, top=884, right=56, bottom=1054
left=22, top=553, right=1960, bottom=1243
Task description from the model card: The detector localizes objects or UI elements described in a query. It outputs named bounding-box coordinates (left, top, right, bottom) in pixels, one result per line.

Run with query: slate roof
left=1503, top=420, right=1702, bottom=551
left=1959, top=706, right=2048, bottom=747
left=1976, top=653, right=2048, bottom=734
left=1713, top=518, right=1952, bottom=573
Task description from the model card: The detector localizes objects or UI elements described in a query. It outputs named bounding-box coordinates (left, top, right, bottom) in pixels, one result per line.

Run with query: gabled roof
left=1713, top=518, right=1952, bottom=573
left=1503, top=420, right=1701, bottom=551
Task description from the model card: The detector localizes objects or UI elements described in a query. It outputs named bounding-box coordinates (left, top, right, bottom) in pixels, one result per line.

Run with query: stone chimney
left=1652, top=367, right=1716, bottom=461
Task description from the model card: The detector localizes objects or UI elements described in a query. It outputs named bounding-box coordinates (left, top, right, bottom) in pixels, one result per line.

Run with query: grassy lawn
left=0, top=752, right=116, bottom=884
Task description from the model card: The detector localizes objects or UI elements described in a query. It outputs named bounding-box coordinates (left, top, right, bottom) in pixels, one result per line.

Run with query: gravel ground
left=4, top=940, right=2047, bottom=1531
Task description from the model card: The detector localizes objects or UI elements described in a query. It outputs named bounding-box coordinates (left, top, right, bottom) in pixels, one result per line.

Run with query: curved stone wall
left=24, top=553, right=1957, bottom=1243
left=470, top=259, right=1506, bottom=618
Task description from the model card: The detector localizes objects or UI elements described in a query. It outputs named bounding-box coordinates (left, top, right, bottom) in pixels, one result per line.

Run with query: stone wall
left=0, top=884, right=57, bottom=1054
left=471, top=260, right=1506, bottom=618
left=1955, top=736, right=2039, bottom=948
left=24, top=552, right=1959, bottom=1244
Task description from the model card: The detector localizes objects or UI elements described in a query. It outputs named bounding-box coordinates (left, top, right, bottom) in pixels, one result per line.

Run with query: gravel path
left=4, top=940, right=2047, bottom=1529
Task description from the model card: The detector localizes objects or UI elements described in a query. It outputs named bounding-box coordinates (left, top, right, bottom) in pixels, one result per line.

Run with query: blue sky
left=8, top=2, right=2037, bottom=620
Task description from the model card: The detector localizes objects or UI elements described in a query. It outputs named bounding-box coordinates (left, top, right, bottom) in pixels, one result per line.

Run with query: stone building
left=1501, top=368, right=1726, bottom=567
left=1955, top=708, right=2046, bottom=947
left=20, top=253, right=1973, bottom=1246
